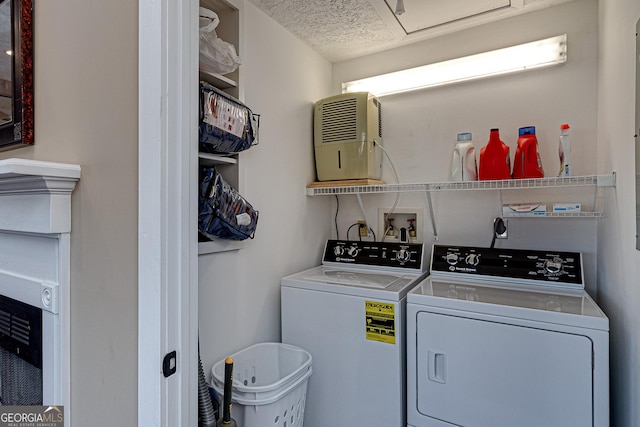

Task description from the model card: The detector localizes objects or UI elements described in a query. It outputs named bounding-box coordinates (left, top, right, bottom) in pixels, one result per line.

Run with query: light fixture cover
left=395, top=0, right=405, bottom=15
left=342, top=34, right=567, bottom=97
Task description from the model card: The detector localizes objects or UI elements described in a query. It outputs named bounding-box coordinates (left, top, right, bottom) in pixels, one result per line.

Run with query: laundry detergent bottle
left=479, top=128, right=511, bottom=180
left=450, top=132, right=478, bottom=181
left=558, top=123, right=571, bottom=176
left=512, top=126, right=544, bottom=179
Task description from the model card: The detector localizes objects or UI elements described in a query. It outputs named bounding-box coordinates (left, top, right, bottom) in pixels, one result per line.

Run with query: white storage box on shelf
left=211, top=342, right=312, bottom=427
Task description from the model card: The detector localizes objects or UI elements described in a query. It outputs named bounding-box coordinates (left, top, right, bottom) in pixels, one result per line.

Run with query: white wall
left=0, top=0, right=139, bottom=425
left=331, top=0, right=602, bottom=291
left=596, top=0, right=640, bottom=425
left=2, top=0, right=634, bottom=425
left=198, top=2, right=333, bottom=369
left=0, top=0, right=330, bottom=423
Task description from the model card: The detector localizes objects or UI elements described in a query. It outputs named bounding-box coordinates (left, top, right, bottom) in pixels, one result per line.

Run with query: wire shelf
left=502, top=212, right=604, bottom=219
left=306, top=173, right=616, bottom=196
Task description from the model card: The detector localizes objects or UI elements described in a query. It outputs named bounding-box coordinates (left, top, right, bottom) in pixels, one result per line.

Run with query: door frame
left=138, top=0, right=199, bottom=424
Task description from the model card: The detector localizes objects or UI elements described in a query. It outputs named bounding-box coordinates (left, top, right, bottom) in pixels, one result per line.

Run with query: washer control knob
left=347, top=246, right=359, bottom=257
left=446, top=253, right=459, bottom=265
left=396, top=249, right=411, bottom=262
left=544, top=259, right=562, bottom=274
left=465, top=253, right=480, bottom=266
left=333, top=246, right=344, bottom=256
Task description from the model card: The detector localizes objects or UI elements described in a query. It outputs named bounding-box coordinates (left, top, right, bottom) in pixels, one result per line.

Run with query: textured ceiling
left=248, top=0, right=399, bottom=62
left=247, top=0, right=574, bottom=62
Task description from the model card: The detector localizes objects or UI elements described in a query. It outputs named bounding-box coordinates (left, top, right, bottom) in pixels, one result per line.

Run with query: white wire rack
left=306, top=173, right=616, bottom=196
left=501, top=211, right=604, bottom=219
left=307, top=173, right=616, bottom=238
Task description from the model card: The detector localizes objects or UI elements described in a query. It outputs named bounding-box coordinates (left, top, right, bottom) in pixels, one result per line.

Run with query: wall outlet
left=378, top=208, right=423, bottom=243
left=358, top=220, right=369, bottom=237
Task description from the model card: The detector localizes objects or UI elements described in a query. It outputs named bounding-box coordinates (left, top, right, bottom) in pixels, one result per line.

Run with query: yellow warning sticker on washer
left=365, top=300, right=396, bottom=344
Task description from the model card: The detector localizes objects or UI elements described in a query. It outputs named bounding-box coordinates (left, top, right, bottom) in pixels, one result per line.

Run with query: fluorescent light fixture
left=342, top=34, right=567, bottom=97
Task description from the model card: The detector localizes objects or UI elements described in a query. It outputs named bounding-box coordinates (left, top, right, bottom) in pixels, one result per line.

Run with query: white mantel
left=0, top=158, right=80, bottom=425
left=0, top=158, right=80, bottom=234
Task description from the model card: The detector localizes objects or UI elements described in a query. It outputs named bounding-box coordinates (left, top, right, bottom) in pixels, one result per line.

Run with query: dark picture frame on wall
left=635, top=17, right=640, bottom=250
left=0, top=0, right=32, bottom=151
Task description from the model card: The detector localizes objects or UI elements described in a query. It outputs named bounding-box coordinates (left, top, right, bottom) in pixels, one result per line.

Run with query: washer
left=281, top=239, right=428, bottom=427
left=407, top=245, right=609, bottom=427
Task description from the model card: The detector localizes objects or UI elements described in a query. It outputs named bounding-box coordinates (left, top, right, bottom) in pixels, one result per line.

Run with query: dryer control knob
left=544, top=259, right=562, bottom=274
left=446, top=253, right=459, bottom=265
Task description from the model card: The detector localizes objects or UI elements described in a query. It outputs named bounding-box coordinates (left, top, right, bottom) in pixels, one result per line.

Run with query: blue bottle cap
left=518, top=126, right=536, bottom=136
left=457, top=132, right=472, bottom=142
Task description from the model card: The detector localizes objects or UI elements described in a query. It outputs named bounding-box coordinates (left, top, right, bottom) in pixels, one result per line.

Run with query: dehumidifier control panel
left=431, top=245, right=583, bottom=286
left=323, top=240, right=425, bottom=271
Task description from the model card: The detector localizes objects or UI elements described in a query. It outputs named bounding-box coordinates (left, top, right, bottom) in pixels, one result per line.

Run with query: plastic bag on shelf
left=200, top=82, right=260, bottom=154
left=199, top=167, right=259, bottom=241
left=199, top=7, right=241, bottom=75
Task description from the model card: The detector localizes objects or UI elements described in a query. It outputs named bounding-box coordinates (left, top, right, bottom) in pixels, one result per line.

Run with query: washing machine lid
left=408, top=276, right=608, bottom=331
left=282, top=265, right=425, bottom=300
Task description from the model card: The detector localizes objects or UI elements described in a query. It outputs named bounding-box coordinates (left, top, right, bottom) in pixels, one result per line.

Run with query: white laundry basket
left=211, top=342, right=312, bottom=427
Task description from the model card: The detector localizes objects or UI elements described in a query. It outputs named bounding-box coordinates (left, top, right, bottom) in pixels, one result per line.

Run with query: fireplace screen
left=0, top=295, right=42, bottom=405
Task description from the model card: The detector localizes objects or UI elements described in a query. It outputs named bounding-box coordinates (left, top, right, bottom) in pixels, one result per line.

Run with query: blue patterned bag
left=199, top=167, right=259, bottom=241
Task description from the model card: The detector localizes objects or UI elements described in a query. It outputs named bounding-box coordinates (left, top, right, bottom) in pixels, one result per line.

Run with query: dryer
left=407, top=245, right=609, bottom=427
left=282, top=240, right=428, bottom=427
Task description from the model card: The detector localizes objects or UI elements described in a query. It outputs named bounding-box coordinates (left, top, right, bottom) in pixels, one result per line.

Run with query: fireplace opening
left=0, top=294, right=43, bottom=405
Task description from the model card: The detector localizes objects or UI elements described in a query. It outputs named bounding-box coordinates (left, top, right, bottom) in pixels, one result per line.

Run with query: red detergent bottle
left=512, top=126, right=544, bottom=179
left=479, top=128, right=511, bottom=180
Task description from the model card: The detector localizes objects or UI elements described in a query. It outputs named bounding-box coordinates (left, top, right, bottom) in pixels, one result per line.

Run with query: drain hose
left=198, top=353, right=217, bottom=427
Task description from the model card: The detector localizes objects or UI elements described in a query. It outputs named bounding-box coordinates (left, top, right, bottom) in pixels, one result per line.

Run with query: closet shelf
left=197, top=0, right=244, bottom=255
left=199, top=70, right=237, bottom=89
left=306, top=173, right=616, bottom=196
left=199, top=152, right=238, bottom=166
left=199, top=239, right=243, bottom=255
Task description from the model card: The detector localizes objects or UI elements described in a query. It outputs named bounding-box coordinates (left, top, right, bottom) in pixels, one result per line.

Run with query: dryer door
left=416, top=311, right=593, bottom=427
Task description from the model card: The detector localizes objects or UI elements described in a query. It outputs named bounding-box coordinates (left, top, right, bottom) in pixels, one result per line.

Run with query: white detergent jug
left=451, top=132, right=478, bottom=181
left=558, top=123, right=571, bottom=176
